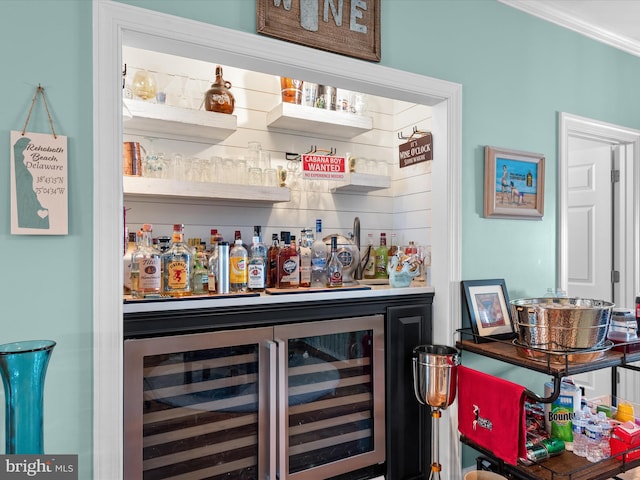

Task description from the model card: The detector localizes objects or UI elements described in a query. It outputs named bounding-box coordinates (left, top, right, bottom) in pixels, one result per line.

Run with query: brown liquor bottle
left=204, top=65, right=235, bottom=114
left=276, top=231, right=299, bottom=289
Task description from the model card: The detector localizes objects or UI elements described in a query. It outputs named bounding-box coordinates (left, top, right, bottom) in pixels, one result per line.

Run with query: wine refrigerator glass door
left=274, top=314, right=386, bottom=480
left=123, top=327, right=274, bottom=480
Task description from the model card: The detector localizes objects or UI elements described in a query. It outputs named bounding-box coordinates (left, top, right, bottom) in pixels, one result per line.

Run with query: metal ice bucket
left=412, top=345, right=460, bottom=410
left=510, top=297, right=614, bottom=351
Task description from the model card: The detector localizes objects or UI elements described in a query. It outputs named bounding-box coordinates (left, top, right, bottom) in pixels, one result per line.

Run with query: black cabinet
left=385, top=304, right=432, bottom=480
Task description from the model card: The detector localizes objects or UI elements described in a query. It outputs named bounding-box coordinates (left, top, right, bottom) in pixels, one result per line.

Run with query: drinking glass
left=280, top=77, right=303, bottom=104
left=200, top=157, right=212, bottom=182
left=234, top=158, right=247, bottom=184
left=221, top=158, right=234, bottom=183
left=302, top=82, right=318, bottom=107
left=259, top=151, right=271, bottom=170
left=263, top=168, right=277, bottom=187
left=131, top=69, right=157, bottom=101
left=171, top=153, right=185, bottom=181
left=248, top=167, right=263, bottom=186
left=247, top=141, right=261, bottom=169
left=210, top=156, right=222, bottom=182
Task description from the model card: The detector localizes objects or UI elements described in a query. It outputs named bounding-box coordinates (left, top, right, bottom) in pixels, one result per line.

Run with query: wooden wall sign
left=257, top=0, right=381, bottom=62
left=398, top=134, right=433, bottom=168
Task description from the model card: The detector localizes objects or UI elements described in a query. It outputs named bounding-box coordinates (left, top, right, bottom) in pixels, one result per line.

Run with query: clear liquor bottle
left=131, top=223, right=162, bottom=298
left=229, top=239, right=248, bottom=293
left=327, top=235, right=343, bottom=288
left=362, top=233, right=376, bottom=280
left=248, top=229, right=267, bottom=292
left=277, top=231, right=299, bottom=288
left=299, top=228, right=312, bottom=288
left=162, top=224, right=193, bottom=297
left=207, top=242, right=219, bottom=294
left=310, top=219, right=328, bottom=288
left=192, top=251, right=209, bottom=294
left=129, top=229, right=144, bottom=297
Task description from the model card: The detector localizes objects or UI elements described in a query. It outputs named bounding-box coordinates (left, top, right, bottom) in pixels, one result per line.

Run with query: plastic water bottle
left=598, top=412, right=612, bottom=459
left=572, top=409, right=587, bottom=457
left=585, top=415, right=602, bottom=462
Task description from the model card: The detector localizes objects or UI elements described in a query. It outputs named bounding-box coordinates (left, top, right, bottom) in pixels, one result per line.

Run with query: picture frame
left=256, top=0, right=381, bottom=62
left=484, top=146, right=545, bottom=220
left=461, top=279, right=515, bottom=343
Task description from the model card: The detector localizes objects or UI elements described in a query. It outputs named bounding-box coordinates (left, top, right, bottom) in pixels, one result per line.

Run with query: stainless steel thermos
left=217, top=242, right=230, bottom=294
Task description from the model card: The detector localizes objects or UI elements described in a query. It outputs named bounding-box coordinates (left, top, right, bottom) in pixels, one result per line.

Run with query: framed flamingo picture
left=484, top=146, right=545, bottom=220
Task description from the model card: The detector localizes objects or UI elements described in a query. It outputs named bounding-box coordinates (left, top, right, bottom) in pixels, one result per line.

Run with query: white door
left=566, top=140, right=613, bottom=302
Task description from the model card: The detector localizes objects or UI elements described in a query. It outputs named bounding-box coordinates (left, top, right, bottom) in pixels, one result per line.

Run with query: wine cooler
left=124, top=315, right=385, bottom=480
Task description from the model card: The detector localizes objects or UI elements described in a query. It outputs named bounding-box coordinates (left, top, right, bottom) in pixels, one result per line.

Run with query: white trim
left=558, top=112, right=640, bottom=309
left=499, top=0, right=640, bottom=58
left=93, top=1, right=462, bottom=478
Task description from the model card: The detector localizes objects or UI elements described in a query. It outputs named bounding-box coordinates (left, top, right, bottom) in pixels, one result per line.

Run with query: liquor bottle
left=248, top=229, right=267, bottom=292
left=388, top=233, right=398, bottom=258
left=162, top=224, right=193, bottom=297
left=374, top=232, right=389, bottom=279
left=129, top=229, right=144, bottom=297
left=124, top=231, right=138, bottom=295
left=362, top=233, right=376, bottom=280
left=131, top=223, right=162, bottom=298
left=299, top=228, right=312, bottom=288
left=310, top=219, right=328, bottom=288
left=204, top=65, right=235, bottom=114
left=229, top=239, right=248, bottom=293
left=327, top=235, right=343, bottom=288
left=192, top=251, right=209, bottom=294
left=277, top=231, right=299, bottom=288
left=267, top=233, right=280, bottom=288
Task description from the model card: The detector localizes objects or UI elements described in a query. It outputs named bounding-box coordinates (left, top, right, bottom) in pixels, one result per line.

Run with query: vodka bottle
left=131, top=224, right=162, bottom=298
left=572, top=409, right=587, bottom=457
left=162, top=224, right=193, bottom=297
left=229, top=239, right=248, bottom=293
left=299, top=228, right=312, bottom=287
left=310, top=219, right=328, bottom=288
left=248, top=232, right=267, bottom=292
left=129, top=229, right=143, bottom=297
left=327, top=235, right=343, bottom=288
left=207, top=241, right=219, bottom=294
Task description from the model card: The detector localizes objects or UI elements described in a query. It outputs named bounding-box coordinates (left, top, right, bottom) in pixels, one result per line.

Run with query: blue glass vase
left=0, top=340, right=55, bottom=454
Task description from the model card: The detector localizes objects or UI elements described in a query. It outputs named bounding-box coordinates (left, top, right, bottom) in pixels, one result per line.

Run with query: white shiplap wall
left=123, top=47, right=431, bottom=250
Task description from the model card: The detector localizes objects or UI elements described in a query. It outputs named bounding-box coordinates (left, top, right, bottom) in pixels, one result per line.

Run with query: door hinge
left=612, top=270, right=620, bottom=283
left=611, top=169, right=620, bottom=183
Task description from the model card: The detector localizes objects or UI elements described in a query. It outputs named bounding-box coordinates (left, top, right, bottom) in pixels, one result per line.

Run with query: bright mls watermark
left=0, top=456, right=77, bottom=479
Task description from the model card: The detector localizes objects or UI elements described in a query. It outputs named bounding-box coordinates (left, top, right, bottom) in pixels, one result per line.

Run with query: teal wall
left=1, top=0, right=638, bottom=476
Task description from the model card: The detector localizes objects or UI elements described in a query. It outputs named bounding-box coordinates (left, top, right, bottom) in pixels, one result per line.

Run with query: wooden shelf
left=123, top=99, right=237, bottom=143
left=123, top=176, right=290, bottom=203
left=266, top=102, right=373, bottom=138
left=331, top=172, right=391, bottom=193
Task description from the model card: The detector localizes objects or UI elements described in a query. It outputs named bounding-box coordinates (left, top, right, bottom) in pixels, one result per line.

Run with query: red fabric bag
left=457, top=365, right=527, bottom=465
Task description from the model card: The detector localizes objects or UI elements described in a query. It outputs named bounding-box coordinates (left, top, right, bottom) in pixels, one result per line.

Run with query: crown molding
left=499, top=0, right=640, bottom=58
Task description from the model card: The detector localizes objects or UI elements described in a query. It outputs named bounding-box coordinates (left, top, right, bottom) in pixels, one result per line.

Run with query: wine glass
left=131, top=69, right=157, bottom=101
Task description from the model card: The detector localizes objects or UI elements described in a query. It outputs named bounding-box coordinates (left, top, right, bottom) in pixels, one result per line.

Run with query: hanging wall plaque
left=257, top=0, right=381, bottom=62
left=10, top=86, right=68, bottom=235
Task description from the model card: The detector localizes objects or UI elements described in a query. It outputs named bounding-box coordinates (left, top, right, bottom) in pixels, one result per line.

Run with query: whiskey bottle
left=310, top=219, right=328, bottom=288
left=327, top=235, right=343, bottom=288
left=299, top=228, right=312, bottom=288
left=162, top=224, right=193, bottom=297
left=277, top=231, right=299, bottom=288
left=229, top=239, right=248, bottom=293
left=131, top=223, right=162, bottom=298
left=248, top=230, right=267, bottom=292
left=204, top=65, right=235, bottom=114
left=374, top=232, right=389, bottom=280
left=267, top=233, right=280, bottom=288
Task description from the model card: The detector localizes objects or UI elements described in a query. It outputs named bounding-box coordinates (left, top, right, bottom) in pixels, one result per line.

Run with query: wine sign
left=257, top=0, right=381, bottom=62
left=302, top=154, right=346, bottom=180
left=398, top=134, right=433, bottom=168
left=10, top=130, right=68, bottom=235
